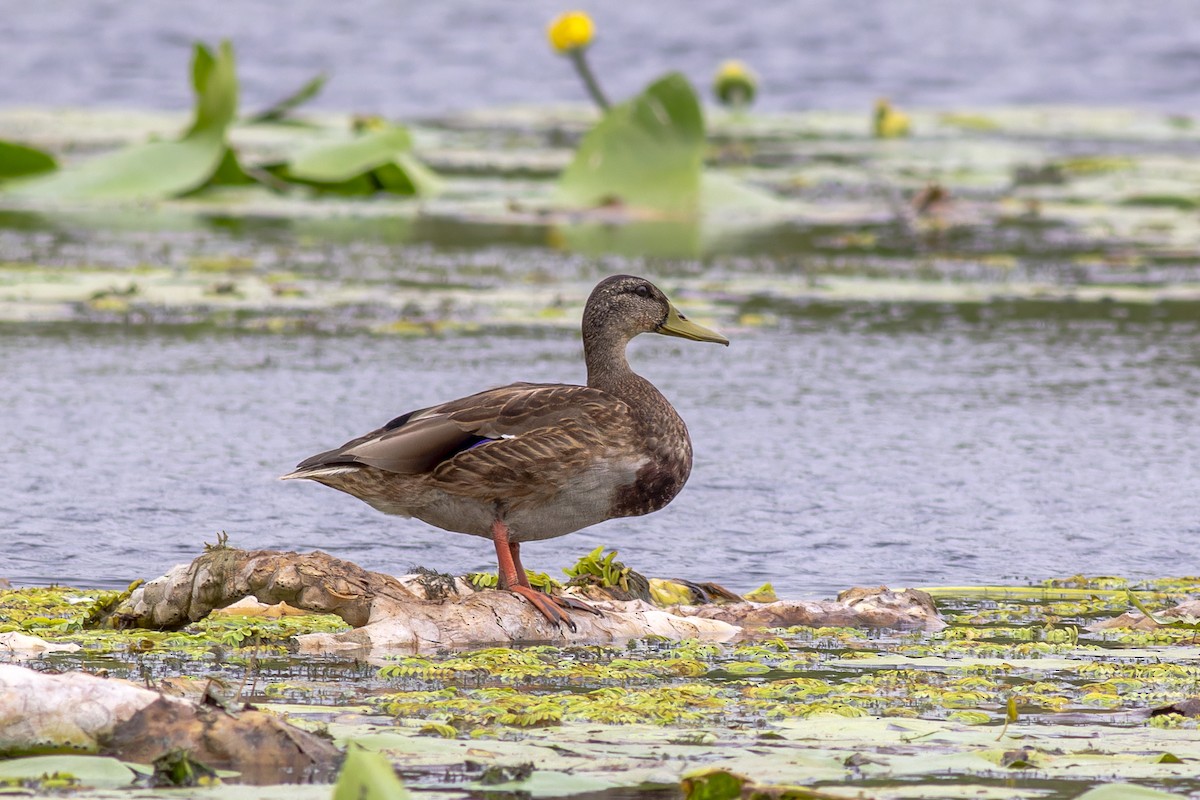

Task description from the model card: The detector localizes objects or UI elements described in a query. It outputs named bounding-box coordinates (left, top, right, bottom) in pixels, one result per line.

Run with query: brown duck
left=282, top=275, right=728, bottom=628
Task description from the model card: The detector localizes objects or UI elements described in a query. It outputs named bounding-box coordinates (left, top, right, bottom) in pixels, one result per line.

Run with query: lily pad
left=557, top=72, right=704, bottom=214
left=0, top=755, right=137, bottom=788
left=1075, top=785, right=1189, bottom=800
left=0, top=140, right=56, bottom=181
left=278, top=126, right=441, bottom=196
left=332, top=744, right=411, bottom=800
left=8, top=41, right=236, bottom=200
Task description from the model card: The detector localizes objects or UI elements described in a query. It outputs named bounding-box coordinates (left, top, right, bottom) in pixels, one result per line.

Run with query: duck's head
left=584, top=275, right=729, bottom=346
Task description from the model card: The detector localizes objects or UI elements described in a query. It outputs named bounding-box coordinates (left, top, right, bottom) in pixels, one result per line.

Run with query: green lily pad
left=332, top=744, right=411, bottom=800
left=188, top=40, right=238, bottom=136
left=1074, top=785, right=1189, bottom=800
left=682, top=767, right=749, bottom=800
left=0, top=140, right=56, bottom=181
left=278, top=126, right=441, bottom=196
left=0, top=755, right=137, bottom=788
left=557, top=72, right=705, bottom=214
left=701, top=171, right=787, bottom=213
left=8, top=41, right=236, bottom=200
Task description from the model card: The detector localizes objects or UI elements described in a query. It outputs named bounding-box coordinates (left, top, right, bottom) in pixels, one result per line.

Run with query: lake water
left=2, top=2, right=1200, bottom=600
left=2, top=1, right=1199, bottom=116
left=5, top=304, right=1198, bottom=598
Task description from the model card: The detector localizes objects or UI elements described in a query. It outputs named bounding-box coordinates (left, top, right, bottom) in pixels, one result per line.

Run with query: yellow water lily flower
left=547, top=11, right=595, bottom=53
left=873, top=97, right=911, bottom=138
left=713, top=59, right=758, bottom=107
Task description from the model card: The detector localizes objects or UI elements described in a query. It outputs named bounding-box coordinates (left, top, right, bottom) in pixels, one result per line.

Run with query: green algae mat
left=5, top=576, right=1200, bottom=798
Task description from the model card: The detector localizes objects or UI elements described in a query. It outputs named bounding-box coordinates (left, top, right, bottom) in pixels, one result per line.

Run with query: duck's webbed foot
left=511, top=585, right=579, bottom=631
left=554, top=594, right=602, bottom=616
left=491, top=521, right=602, bottom=632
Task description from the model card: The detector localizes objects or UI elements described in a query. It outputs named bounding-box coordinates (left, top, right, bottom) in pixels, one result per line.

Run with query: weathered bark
left=695, top=586, right=946, bottom=631
left=101, top=548, right=946, bottom=653
left=105, top=547, right=411, bottom=629
left=0, top=664, right=339, bottom=783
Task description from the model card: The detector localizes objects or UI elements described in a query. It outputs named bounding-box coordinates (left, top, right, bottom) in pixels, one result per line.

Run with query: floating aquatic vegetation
left=272, top=123, right=442, bottom=197
left=8, top=577, right=1200, bottom=797
left=332, top=744, right=410, bottom=800
left=562, top=545, right=633, bottom=590
left=556, top=72, right=705, bottom=214
left=466, top=570, right=560, bottom=594
left=3, top=45, right=438, bottom=205
left=0, top=755, right=137, bottom=791
left=0, top=140, right=56, bottom=182
left=8, top=42, right=240, bottom=201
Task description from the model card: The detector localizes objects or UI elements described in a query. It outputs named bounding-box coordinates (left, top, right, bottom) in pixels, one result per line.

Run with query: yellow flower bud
left=547, top=11, right=595, bottom=54
left=713, top=59, right=758, bottom=107
left=873, top=97, right=911, bottom=138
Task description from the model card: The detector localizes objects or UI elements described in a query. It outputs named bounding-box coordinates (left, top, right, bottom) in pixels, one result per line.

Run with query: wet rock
left=0, top=665, right=158, bottom=755
left=0, top=631, right=81, bottom=655
left=0, top=664, right=339, bottom=783
left=105, top=697, right=339, bottom=784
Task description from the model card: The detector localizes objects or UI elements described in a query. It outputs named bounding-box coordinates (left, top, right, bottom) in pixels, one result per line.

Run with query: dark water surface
left=5, top=320, right=1198, bottom=598
left=2, top=1, right=1200, bottom=116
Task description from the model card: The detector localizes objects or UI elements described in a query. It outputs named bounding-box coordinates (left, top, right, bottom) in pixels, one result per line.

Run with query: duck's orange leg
left=507, top=538, right=601, bottom=617
left=492, top=521, right=576, bottom=631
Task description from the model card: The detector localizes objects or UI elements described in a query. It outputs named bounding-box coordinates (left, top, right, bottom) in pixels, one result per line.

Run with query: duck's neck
left=585, top=330, right=675, bottom=426
left=586, top=328, right=638, bottom=393
left=585, top=326, right=693, bottom=520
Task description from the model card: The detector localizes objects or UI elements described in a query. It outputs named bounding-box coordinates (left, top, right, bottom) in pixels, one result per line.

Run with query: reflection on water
left=3, top=319, right=1197, bottom=597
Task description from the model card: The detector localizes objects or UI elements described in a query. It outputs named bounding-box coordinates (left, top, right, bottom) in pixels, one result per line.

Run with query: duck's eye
left=634, top=285, right=651, bottom=298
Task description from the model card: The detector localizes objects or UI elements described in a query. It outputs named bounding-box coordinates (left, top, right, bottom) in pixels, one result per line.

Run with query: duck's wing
left=286, top=382, right=634, bottom=484
left=430, top=384, right=639, bottom=502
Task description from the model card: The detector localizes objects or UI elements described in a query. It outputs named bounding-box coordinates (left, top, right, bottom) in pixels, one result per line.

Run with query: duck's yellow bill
left=657, top=304, right=729, bottom=345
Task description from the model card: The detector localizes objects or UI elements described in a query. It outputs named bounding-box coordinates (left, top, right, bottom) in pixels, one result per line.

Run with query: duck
left=281, top=275, right=729, bottom=629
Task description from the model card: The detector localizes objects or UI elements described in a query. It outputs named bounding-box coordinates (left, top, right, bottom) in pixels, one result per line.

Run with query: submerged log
left=100, top=547, right=945, bottom=653
left=0, top=664, right=339, bottom=783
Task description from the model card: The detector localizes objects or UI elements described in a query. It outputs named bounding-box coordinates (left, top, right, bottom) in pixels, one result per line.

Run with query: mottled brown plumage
left=282, top=274, right=728, bottom=628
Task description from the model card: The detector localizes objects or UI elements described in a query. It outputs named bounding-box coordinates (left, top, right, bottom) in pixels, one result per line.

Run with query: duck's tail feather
left=279, top=464, right=363, bottom=481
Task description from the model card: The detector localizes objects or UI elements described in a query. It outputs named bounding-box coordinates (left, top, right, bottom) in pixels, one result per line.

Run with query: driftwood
left=0, top=664, right=339, bottom=783
left=695, top=585, right=946, bottom=631
left=101, top=548, right=946, bottom=653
